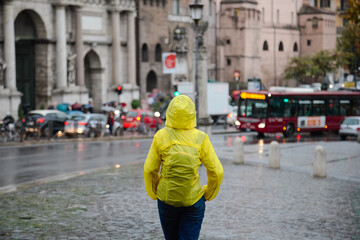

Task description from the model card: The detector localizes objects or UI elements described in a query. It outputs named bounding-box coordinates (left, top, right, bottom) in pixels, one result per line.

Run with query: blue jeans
left=157, top=196, right=205, bottom=240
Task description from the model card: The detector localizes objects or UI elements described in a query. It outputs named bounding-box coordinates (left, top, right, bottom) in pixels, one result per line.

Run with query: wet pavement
left=0, top=134, right=360, bottom=239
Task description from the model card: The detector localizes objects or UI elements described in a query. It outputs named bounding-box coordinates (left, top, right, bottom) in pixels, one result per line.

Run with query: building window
left=263, top=41, right=269, bottom=51
left=142, top=44, right=148, bottom=62
left=150, top=0, right=153, bottom=6
left=143, top=0, right=147, bottom=5
left=321, top=0, right=330, bottom=8
left=291, top=12, right=294, bottom=25
left=156, top=0, right=160, bottom=6
left=172, top=0, right=179, bottom=15
left=162, top=0, right=166, bottom=7
left=293, top=42, right=298, bottom=52
left=234, top=8, right=240, bottom=17
left=278, top=41, right=284, bottom=51
left=155, top=44, right=162, bottom=62
left=262, top=7, right=265, bottom=23
left=312, top=17, right=318, bottom=28
left=277, top=9, right=279, bottom=24
left=209, top=0, right=213, bottom=16
left=307, top=40, right=311, bottom=46
left=227, top=58, right=231, bottom=66
left=226, top=39, right=231, bottom=45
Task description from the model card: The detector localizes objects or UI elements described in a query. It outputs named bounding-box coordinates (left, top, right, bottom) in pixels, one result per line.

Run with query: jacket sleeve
left=144, top=134, right=161, bottom=200
left=200, top=134, right=224, bottom=201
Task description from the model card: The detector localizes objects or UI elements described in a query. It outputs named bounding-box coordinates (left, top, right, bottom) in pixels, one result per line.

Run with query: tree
left=283, top=55, right=312, bottom=84
left=283, top=50, right=345, bottom=84
left=337, top=0, right=360, bottom=75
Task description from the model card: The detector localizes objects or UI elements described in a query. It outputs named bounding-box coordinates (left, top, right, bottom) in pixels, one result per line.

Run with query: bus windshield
left=239, top=99, right=268, bottom=119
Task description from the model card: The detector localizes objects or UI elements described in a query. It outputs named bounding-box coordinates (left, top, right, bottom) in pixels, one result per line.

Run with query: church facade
left=0, top=0, right=138, bottom=117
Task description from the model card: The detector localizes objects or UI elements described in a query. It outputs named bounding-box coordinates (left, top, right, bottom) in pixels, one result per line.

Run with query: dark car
left=22, top=110, right=69, bottom=138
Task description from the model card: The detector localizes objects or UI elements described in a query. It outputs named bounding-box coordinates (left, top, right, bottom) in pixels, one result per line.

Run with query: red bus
left=235, top=88, right=360, bottom=137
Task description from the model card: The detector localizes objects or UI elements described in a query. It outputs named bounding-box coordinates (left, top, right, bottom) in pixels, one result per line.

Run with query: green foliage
left=18, top=104, right=24, bottom=119
left=283, top=50, right=344, bottom=84
left=337, top=0, right=360, bottom=74
left=344, top=0, right=360, bottom=24
left=131, top=99, right=140, bottom=109
left=283, top=55, right=312, bottom=83
left=151, top=101, right=161, bottom=112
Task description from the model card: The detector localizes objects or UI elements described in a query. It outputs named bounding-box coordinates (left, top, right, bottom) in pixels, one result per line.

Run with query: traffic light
left=173, top=85, right=179, bottom=96
left=115, top=85, right=123, bottom=95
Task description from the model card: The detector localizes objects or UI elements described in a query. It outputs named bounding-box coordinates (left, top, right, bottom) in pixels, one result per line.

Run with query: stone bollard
left=313, top=145, right=327, bottom=178
left=233, top=137, right=244, bottom=164
left=269, top=141, right=280, bottom=169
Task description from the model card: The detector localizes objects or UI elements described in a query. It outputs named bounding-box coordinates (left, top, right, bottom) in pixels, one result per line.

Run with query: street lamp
left=189, top=0, right=203, bottom=122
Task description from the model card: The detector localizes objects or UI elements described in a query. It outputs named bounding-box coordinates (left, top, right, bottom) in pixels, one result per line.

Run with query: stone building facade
left=0, top=0, right=341, bottom=117
left=0, top=0, right=138, bottom=117
left=138, top=0, right=217, bottom=105
left=217, top=0, right=337, bottom=89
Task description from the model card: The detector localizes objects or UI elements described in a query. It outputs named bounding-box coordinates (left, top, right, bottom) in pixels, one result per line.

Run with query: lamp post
left=189, top=0, right=203, bottom=122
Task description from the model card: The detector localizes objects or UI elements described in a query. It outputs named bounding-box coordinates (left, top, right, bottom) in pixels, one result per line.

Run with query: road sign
left=163, top=52, right=176, bottom=74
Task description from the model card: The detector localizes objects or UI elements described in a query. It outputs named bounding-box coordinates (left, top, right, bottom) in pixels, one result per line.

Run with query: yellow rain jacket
left=144, top=95, right=224, bottom=207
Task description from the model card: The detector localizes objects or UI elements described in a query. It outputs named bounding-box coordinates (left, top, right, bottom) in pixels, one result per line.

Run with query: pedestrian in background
left=144, top=95, right=224, bottom=240
left=107, top=111, right=115, bottom=135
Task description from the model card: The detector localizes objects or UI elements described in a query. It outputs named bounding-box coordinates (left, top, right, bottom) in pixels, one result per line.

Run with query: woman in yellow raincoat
left=144, top=95, right=224, bottom=240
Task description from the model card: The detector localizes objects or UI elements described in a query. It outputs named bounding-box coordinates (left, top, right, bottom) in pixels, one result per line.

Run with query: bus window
left=269, top=98, right=283, bottom=117
left=299, top=100, right=311, bottom=116
left=351, top=99, right=360, bottom=115
left=241, top=99, right=268, bottom=118
left=312, top=100, right=325, bottom=116
left=340, top=100, right=351, bottom=116
left=284, top=99, right=298, bottom=117
left=239, top=100, right=246, bottom=117
left=328, top=99, right=339, bottom=116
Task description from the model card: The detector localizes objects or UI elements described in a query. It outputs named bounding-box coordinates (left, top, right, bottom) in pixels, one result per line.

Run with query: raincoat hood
left=165, top=95, right=197, bottom=129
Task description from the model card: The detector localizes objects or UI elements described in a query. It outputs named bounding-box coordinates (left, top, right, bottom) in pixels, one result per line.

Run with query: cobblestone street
left=0, top=145, right=360, bottom=239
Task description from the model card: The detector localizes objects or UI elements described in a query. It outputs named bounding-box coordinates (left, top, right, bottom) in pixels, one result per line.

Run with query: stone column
left=55, top=4, right=67, bottom=89
left=75, top=7, right=84, bottom=86
left=127, top=11, right=136, bottom=85
left=112, top=10, right=122, bottom=85
left=197, top=48, right=212, bottom=136
left=4, top=0, right=16, bottom=90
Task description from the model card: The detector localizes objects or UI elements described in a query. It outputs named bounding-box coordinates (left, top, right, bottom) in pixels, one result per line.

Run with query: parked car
left=64, top=113, right=108, bottom=138
left=339, top=116, right=360, bottom=140
left=123, top=109, right=162, bottom=131
left=22, top=109, right=69, bottom=138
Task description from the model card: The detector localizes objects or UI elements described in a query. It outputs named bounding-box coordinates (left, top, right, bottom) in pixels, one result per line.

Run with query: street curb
left=0, top=130, right=240, bottom=147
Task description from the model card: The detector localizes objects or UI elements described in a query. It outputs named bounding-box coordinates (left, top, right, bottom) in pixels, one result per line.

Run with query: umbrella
left=57, top=104, right=69, bottom=112
left=71, top=102, right=82, bottom=110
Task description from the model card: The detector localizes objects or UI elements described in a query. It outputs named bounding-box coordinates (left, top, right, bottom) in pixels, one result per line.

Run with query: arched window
left=146, top=71, right=157, bottom=92
left=263, top=41, right=269, bottom=51
left=278, top=41, right=284, bottom=51
left=155, top=44, right=162, bottom=62
left=293, top=42, right=298, bottom=52
left=142, top=44, right=148, bottom=62
left=227, top=58, right=231, bottom=66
